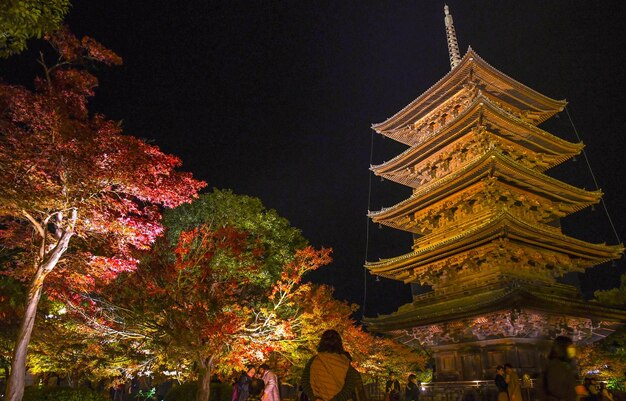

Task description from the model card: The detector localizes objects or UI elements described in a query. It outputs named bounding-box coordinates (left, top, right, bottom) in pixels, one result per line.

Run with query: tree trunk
left=5, top=273, right=45, bottom=401
left=196, top=356, right=214, bottom=401
left=5, top=210, right=75, bottom=401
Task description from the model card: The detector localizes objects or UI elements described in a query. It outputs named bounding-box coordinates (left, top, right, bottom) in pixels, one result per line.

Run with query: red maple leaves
left=97, top=219, right=332, bottom=382
left=0, top=28, right=206, bottom=401
left=0, top=29, right=205, bottom=294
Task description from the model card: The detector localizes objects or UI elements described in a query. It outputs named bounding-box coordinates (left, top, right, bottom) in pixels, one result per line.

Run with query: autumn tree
left=0, top=29, right=205, bottom=401
left=1, top=262, right=132, bottom=389
left=279, top=284, right=429, bottom=384
left=0, top=274, right=25, bottom=384
left=27, top=301, right=142, bottom=389
left=91, top=190, right=330, bottom=401
left=575, top=278, right=626, bottom=386
left=0, top=0, right=71, bottom=57
left=162, top=192, right=426, bottom=383
left=595, top=273, right=626, bottom=307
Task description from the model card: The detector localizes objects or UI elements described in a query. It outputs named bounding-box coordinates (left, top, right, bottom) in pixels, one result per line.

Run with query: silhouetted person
left=234, top=365, right=256, bottom=401
left=405, top=374, right=420, bottom=401
left=495, top=366, right=508, bottom=401
left=544, top=336, right=577, bottom=401
left=386, top=373, right=400, bottom=401
left=505, top=364, right=522, bottom=401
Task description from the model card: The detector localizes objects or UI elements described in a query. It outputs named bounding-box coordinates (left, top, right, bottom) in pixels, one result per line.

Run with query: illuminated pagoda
left=365, top=6, right=626, bottom=380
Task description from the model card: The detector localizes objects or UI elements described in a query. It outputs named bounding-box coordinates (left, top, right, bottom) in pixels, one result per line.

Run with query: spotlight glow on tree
left=86, top=191, right=328, bottom=401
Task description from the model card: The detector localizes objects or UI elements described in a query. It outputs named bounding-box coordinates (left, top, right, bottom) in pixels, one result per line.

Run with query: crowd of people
left=384, top=372, right=422, bottom=401
left=232, top=363, right=280, bottom=401
left=494, top=364, right=523, bottom=401
left=234, top=332, right=622, bottom=401
left=232, top=330, right=367, bottom=401
left=236, top=329, right=420, bottom=401
left=495, top=335, right=619, bottom=401
left=540, top=335, right=620, bottom=401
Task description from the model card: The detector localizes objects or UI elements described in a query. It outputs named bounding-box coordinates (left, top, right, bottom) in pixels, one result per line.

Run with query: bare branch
left=21, top=210, right=45, bottom=238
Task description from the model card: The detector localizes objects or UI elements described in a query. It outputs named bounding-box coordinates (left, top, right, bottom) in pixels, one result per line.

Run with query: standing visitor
left=301, top=329, right=363, bottom=401
left=405, top=374, right=420, bottom=401
left=234, top=365, right=257, bottom=401
left=386, top=373, right=401, bottom=401
left=495, top=366, right=508, bottom=401
left=543, top=336, right=577, bottom=401
left=505, top=364, right=522, bottom=401
left=259, top=364, right=280, bottom=401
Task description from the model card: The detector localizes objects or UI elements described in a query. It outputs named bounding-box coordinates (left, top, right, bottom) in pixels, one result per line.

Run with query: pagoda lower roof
left=369, top=150, right=601, bottom=228
left=365, top=209, right=623, bottom=282
left=372, top=49, right=566, bottom=133
left=371, top=94, right=582, bottom=176
left=364, top=282, right=626, bottom=332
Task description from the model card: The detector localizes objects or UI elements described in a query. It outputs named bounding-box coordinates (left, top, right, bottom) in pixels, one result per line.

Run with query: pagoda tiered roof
left=371, top=94, right=582, bottom=183
left=366, top=209, right=623, bottom=283
left=369, top=149, right=602, bottom=231
left=372, top=49, right=566, bottom=139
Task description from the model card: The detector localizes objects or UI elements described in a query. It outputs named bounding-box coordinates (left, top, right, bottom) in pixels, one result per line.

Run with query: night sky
left=2, top=1, right=626, bottom=319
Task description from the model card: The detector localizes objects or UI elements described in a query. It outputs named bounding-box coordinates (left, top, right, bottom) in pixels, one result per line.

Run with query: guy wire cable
left=362, top=129, right=375, bottom=320
left=565, top=106, right=622, bottom=245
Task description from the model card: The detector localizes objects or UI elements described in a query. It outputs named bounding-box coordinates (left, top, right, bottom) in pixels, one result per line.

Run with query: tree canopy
left=90, top=190, right=329, bottom=401
left=0, top=0, right=71, bottom=57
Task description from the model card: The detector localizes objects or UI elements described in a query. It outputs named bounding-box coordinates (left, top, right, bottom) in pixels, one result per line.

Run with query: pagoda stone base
left=369, top=288, right=626, bottom=382
left=431, top=338, right=551, bottom=381
left=386, top=307, right=619, bottom=381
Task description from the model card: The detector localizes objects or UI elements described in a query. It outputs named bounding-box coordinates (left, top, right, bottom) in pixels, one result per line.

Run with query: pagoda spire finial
left=444, top=4, right=462, bottom=69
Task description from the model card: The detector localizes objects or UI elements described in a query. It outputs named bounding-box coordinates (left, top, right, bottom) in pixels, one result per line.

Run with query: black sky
left=2, top=1, right=626, bottom=318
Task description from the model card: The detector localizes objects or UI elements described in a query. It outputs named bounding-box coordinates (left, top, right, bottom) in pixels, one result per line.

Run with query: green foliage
left=22, top=386, right=108, bottom=401
left=595, top=273, right=626, bottom=306
left=578, top=326, right=626, bottom=381
left=414, top=369, right=433, bottom=384
left=0, top=0, right=71, bottom=57
left=95, top=189, right=330, bottom=395
left=135, top=387, right=157, bottom=400
left=589, top=275, right=626, bottom=383
left=163, top=189, right=307, bottom=286
left=607, top=377, right=625, bottom=391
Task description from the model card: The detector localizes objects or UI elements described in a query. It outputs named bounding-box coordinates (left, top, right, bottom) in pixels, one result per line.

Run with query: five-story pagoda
left=365, top=6, right=626, bottom=381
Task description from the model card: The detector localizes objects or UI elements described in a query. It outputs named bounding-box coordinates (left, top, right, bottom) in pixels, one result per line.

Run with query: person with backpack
left=301, top=330, right=363, bottom=401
